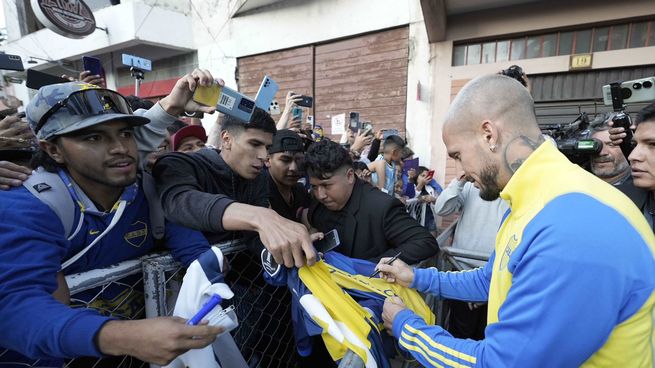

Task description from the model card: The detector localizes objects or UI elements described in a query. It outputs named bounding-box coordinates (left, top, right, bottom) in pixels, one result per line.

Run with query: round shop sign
left=30, top=0, right=96, bottom=39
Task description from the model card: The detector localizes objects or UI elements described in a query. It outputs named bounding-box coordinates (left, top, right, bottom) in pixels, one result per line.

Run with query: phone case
left=217, top=86, right=256, bottom=123
left=26, top=69, right=70, bottom=90
left=349, top=112, right=360, bottom=132
left=193, top=84, right=222, bottom=107
left=0, top=54, right=24, bottom=72
left=292, top=107, right=303, bottom=121
left=297, top=95, right=313, bottom=108
left=255, top=76, right=279, bottom=110
left=315, top=229, right=340, bottom=253
left=82, top=56, right=103, bottom=76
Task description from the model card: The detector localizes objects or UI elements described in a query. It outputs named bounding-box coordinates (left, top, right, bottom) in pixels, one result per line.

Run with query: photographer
left=589, top=113, right=631, bottom=186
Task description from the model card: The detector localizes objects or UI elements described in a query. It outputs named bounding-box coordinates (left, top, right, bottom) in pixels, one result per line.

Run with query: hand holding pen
left=372, top=253, right=415, bottom=288
left=369, top=251, right=402, bottom=278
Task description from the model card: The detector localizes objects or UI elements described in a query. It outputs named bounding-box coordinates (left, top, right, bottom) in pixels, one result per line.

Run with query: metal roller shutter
left=531, top=66, right=655, bottom=124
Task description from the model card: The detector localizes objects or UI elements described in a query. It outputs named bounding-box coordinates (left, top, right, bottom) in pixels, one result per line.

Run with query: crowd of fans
left=0, top=64, right=653, bottom=368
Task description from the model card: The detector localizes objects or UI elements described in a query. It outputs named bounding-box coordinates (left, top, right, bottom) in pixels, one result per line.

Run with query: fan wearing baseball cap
left=0, top=70, right=227, bottom=366
left=266, top=129, right=310, bottom=223
left=172, top=124, right=208, bottom=153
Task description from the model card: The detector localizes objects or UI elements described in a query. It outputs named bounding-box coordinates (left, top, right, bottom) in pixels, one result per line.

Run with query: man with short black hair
left=306, top=139, right=438, bottom=264
left=154, top=108, right=320, bottom=368
left=625, top=101, right=655, bottom=230
left=154, top=108, right=318, bottom=266
left=266, top=129, right=309, bottom=222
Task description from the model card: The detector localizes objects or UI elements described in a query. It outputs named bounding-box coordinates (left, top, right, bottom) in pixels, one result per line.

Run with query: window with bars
left=452, top=19, right=654, bottom=66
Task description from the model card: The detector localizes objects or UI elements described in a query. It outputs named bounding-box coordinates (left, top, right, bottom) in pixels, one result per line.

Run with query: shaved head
left=444, top=74, right=539, bottom=136
left=442, top=74, right=545, bottom=201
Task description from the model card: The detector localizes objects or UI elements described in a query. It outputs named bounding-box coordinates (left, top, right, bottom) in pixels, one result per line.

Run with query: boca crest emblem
left=124, top=220, right=148, bottom=248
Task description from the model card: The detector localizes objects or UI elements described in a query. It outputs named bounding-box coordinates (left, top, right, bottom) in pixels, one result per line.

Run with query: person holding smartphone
left=411, top=166, right=440, bottom=236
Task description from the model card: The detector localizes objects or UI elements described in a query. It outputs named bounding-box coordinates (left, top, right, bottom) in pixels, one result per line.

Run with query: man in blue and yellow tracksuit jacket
left=382, top=74, right=655, bottom=367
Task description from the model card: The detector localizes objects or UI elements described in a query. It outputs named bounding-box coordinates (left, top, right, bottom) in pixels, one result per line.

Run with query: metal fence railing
left=406, top=200, right=427, bottom=226
left=431, top=220, right=491, bottom=329
left=1, top=227, right=489, bottom=368
left=0, top=257, right=151, bottom=368
left=1, top=241, right=317, bottom=368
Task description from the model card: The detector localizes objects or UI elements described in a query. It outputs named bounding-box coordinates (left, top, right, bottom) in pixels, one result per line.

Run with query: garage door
left=531, top=66, right=655, bottom=124
left=237, top=26, right=409, bottom=139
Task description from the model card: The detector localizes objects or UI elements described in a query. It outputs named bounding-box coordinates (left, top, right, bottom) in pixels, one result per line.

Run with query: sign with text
left=570, top=54, right=593, bottom=70
left=122, top=54, right=152, bottom=71
left=331, top=113, right=345, bottom=135
left=31, top=0, right=96, bottom=39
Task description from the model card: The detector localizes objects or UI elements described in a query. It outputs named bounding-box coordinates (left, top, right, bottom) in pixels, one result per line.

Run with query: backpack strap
left=23, top=167, right=76, bottom=238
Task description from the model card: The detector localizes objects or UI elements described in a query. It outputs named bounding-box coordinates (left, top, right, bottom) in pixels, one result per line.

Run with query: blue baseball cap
left=26, top=82, right=150, bottom=140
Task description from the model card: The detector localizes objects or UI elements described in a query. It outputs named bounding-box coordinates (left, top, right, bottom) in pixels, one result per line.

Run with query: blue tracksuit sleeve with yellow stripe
left=392, top=197, right=655, bottom=367
left=411, top=253, right=494, bottom=303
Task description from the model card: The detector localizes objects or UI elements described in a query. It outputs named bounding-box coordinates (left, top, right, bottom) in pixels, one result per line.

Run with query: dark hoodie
left=152, top=148, right=269, bottom=247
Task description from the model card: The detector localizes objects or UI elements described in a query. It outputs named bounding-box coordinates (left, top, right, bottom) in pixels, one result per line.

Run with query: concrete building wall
left=428, top=0, right=655, bottom=186
left=3, top=0, right=195, bottom=104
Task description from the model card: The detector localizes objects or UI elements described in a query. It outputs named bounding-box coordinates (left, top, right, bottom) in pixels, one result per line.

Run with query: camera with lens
left=601, top=76, right=655, bottom=157
left=500, top=65, right=527, bottom=87
left=540, top=112, right=602, bottom=170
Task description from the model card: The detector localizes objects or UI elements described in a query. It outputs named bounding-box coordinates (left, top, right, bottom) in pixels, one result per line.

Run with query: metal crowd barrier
left=1, top=226, right=489, bottom=368
left=0, top=241, right=371, bottom=368
left=432, top=220, right=491, bottom=329
left=406, top=199, right=427, bottom=227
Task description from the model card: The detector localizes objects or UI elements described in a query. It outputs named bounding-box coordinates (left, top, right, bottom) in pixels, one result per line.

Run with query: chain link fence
left=2, top=231, right=483, bottom=368
left=141, top=241, right=297, bottom=368
left=0, top=241, right=301, bottom=368
left=0, top=257, right=150, bottom=368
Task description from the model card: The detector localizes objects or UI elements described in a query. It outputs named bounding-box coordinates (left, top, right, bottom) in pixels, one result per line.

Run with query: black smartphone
left=314, top=229, right=340, bottom=253
left=0, top=54, right=24, bottom=72
left=82, top=56, right=103, bottom=76
left=349, top=112, right=360, bottom=133
left=297, top=95, right=313, bottom=108
left=26, top=69, right=70, bottom=90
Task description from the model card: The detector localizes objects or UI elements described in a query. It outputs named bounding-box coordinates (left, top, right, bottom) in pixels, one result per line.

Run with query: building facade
left=3, top=0, right=654, bottom=186
left=2, top=0, right=199, bottom=103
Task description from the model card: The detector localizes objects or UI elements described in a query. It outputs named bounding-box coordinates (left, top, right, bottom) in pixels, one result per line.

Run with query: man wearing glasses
left=0, top=71, right=226, bottom=366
